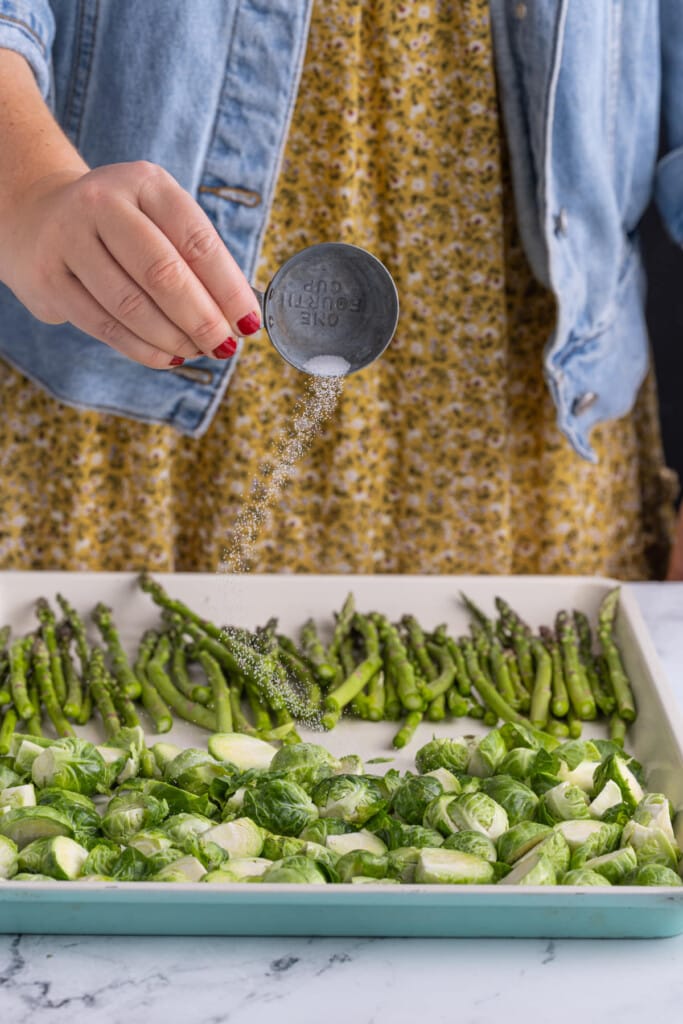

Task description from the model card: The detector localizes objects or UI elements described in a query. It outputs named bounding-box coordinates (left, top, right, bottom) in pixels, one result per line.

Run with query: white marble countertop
left=1, top=582, right=682, bottom=1024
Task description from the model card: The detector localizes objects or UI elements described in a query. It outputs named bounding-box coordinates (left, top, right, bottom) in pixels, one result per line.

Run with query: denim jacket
left=0, top=1, right=681, bottom=460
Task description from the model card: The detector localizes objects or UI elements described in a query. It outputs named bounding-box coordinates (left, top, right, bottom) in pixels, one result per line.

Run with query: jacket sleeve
left=0, top=0, right=54, bottom=97
left=656, top=0, right=683, bottom=246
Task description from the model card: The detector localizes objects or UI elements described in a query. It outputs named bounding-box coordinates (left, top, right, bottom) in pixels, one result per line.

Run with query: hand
left=666, top=502, right=683, bottom=580
left=0, top=162, right=261, bottom=368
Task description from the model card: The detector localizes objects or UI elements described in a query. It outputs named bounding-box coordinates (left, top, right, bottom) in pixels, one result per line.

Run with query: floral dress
left=0, top=0, right=675, bottom=578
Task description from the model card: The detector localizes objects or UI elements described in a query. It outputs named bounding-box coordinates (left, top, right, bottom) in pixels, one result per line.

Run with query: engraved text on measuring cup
left=277, top=278, right=364, bottom=328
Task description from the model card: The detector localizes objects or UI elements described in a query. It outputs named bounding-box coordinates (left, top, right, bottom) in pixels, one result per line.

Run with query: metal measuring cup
left=252, top=242, right=399, bottom=376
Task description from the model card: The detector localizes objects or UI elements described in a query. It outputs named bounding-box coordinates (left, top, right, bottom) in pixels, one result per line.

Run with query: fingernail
left=236, top=311, right=261, bottom=336
left=212, top=337, right=238, bottom=359
left=169, top=356, right=185, bottom=366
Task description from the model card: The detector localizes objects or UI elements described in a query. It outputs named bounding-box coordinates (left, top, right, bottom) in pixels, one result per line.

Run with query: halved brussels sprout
left=387, top=846, right=421, bottom=883
left=497, top=849, right=556, bottom=886
left=208, top=733, right=277, bottom=771
left=632, top=794, right=676, bottom=843
left=37, top=788, right=101, bottom=839
left=591, top=755, right=644, bottom=811
left=244, top=779, right=318, bottom=837
left=557, top=760, right=600, bottom=793
left=82, top=842, right=121, bottom=877
left=298, top=818, right=354, bottom=845
left=102, top=792, right=169, bottom=842
left=200, top=817, right=264, bottom=859
left=423, top=768, right=461, bottom=793
left=311, top=775, right=385, bottom=827
left=633, top=864, right=683, bottom=887
left=269, top=743, right=339, bottom=792
left=18, top=835, right=89, bottom=880
left=442, top=829, right=497, bottom=863
left=621, top=822, right=679, bottom=871
left=588, top=780, right=623, bottom=819
left=497, top=822, right=552, bottom=865
left=0, top=806, right=73, bottom=849
left=0, top=784, right=36, bottom=813
left=261, top=855, right=328, bottom=884
left=554, top=740, right=602, bottom=771
left=497, top=748, right=537, bottom=782
left=480, top=776, right=538, bottom=825
left=336, top=850, right=389, bottom=883
left=447, top=792, right=509, bottom=840
left=560, top=868, right=611, bottom=886
left=163, top=749, right=227, bottom=796
left=153, top=855, right=206, bottom=882
left=422, top=795, right=458, bottom=837
left=0, top=834, right=18, bottom=878
left=569, top=823, right=622, bottom=869
left=32, top=738, right=108, bottom=796
left=202, top=858, right=271, bottom=883
left=467, top=730, right=507, bottom=778
left=537, top=782, right=590, bottom=825
left=162, top=813, right=215, bottom=844
left=392, top=775, right=443, bottom=825
left=414, top=738, right=471, bottom=775
left=414, top=848, right=495, bottom=885
left=127, top=829, right=176, bottom=857
left=326, top=829, right=387, bottom=858
left=554, top=819, right=608, bottom=851
left=582, top=845, right=638, bottom=884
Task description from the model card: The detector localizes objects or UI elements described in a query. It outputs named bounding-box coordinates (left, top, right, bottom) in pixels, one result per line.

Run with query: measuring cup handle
left=251, top=287, right=265, bottom=317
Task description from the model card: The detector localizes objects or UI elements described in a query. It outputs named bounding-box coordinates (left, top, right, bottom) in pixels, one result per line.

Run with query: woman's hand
left=0, top=49, right=260, bottom=369
left=0, top=163, right=261, bottom=368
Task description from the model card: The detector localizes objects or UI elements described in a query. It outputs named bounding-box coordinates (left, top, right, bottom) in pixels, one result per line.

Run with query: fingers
left=56, top=272, right=192, bottom=369
left=66, top=235, right=200, bottom=361
left=136, top=169, right=262, bottom=337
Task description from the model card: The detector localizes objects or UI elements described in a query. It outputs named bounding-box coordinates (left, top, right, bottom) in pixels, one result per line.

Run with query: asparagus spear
left=31, top=637, right=74, bottom=738
left=92, top=603, right=141, bottom=700
left=598, top=588, right=636, bottom=722
left=35, top=599, right=67, bottom=706
left=196, top=649, right=233, bottom=733
left=556, top=611, right=596, bottom=720
left=9, top=636, right=36, bottom=721
left=87, top=647, right=122, bottom=739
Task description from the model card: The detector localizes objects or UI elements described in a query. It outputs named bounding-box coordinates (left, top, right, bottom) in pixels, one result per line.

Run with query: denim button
left=572, top=392, right=598, bottom=415
left=515, top=3, right=528, bottom=18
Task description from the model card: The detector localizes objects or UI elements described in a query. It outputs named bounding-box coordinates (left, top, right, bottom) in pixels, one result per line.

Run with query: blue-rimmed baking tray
left=1, top=572, right=682, bottom=937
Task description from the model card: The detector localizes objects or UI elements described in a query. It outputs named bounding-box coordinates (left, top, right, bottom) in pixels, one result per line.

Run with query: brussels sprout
left=14, top=739, right=48, bottom=775
left=0, top=834, right=18, bottom=878
left=108, top=846, right=155, bottom=880
left=557, top=760, right=600, bottom=793
left=387, top=846, right=421, bottom=883
left=414, top=848, right=495, bottom=885
left=500, top=722, right=546, bottom=751
left=392, top=776, right=443, bottom=825
left=208, top=733, right=277, bottom=771
left=382, top=823, right=444, bottom=851
left=162, top=813, right=215, bottom=844
left=300, top=841, right=339, bottom=881
left=31, top=738, right=108, bottom=796
left=497, top=850, right=556, bottom=886
left=269, top=743, right=339, bottom=791
left=336, top=850, right=389, bottom=882
left=0, top=784, right=36, bottom=812
left=582, top=845, right=638, bottom=884
left=632, top=794, right=676, bottom=842
left=0, top=806, right=73, bottom=848
left=102, top=792, right=169, bottom=842
left=422, top=795, right=458, bottom=837
left=555, top=740, right=602, bottom=771
left=554, top=819, right=608, bottom=851
left=569, top=823, right=623, bottom=869
left=203, top=857, right=272, bottom=882
left=621, top=822, right=679, bottom=871
left=127, top=829, right=176, bottom=857
left=423, top=767, right=461, bottom=793
left=121, top=779, right=216, bottom=818
left=373, top=768, right=402, bottom=801
left=82, top=842, right=121, bottom=877
left=458, top=776, right=483, bottom=795
left=442, top=829, right=497, bottom=863
left=262, top=833, right=306, bottom=860
left=532, top=830, right=571, bottom=874
left=95, top=746, right=130, bottom=789
left=153, top=855, right=206, bottom=882
left=0, top=764, right=22, bottom=790
left=480, top=776, right=538, bottom=825
left=298, top=818, right=354, bottom=844
left=588, top=780, right=623, bottom=819
left=326, top=829, right=387, bottom=857
left=200, top=817, right=264, bottom=859
left=17, top=835, right=88, bottom=880
left=163, top=749, right=227, bottom=796
left=151, top=742, right=183, bottom=771
left=244, top=779, right=318, bottom=837
left=37, top=788, right=101, bottom=839
left=414, top=738, right=471, bottom=775
left=537, top=783, right=590, bottom=825
left=448, top=792, right=509, bottom=841
left=220, top=787, right=248, bottom=822
left=350, top=876, right=400, bottom=885
left=601, top=802, right=634, bottom=827
left=561, top=868, right=612, bottom=886
left=592, top=755, right=644, bottom=812
left=101, top=726, right=146, bottom=783
left=633, top=864, right=683, bottom=887
left=312, top=775, right=385, bottom=827
left=262, top=855, right=328, bottom=884
left=496, top=822, right=553, bottom=865
left=497, top=748, right=537, bottom=782
left=527, top=749, right=562, bottom=795
left=467, top=730, right=507, bottom=778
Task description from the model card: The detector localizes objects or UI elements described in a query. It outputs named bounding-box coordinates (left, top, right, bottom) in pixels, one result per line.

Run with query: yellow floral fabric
left=0, top=0, right=675, bottom=577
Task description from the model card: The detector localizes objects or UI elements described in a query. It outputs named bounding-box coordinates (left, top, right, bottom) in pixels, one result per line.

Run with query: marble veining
left=1, top=583, right=683, bottom=1024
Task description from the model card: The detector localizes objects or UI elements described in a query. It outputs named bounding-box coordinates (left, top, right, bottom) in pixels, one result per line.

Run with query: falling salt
left=219, top=374, right=345, bottom=577
left=303, top=354, right=350, bottom=377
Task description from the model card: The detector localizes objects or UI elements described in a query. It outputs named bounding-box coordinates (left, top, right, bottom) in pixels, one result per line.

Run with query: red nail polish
left=213, top=337, right=238, bottom=359
left=236, top=311, right=261, bottom=336
left=169, top=356, right=185, bottom=366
